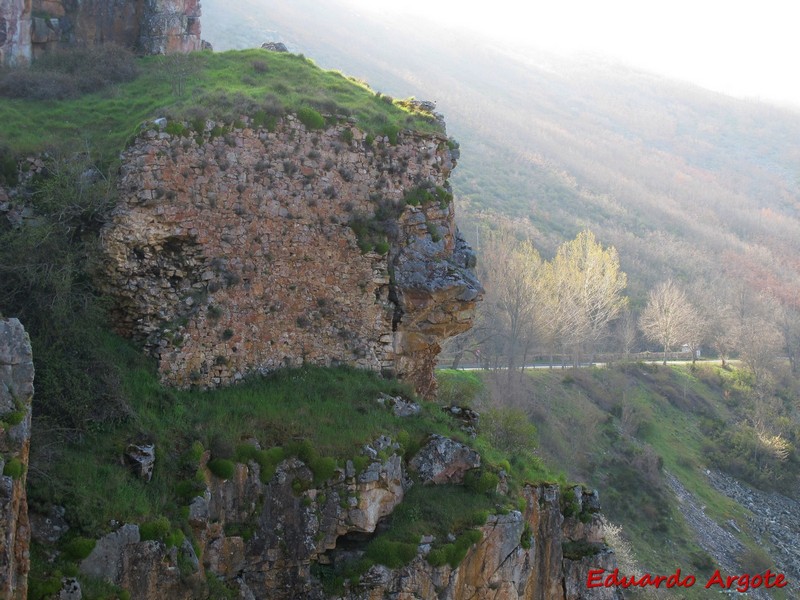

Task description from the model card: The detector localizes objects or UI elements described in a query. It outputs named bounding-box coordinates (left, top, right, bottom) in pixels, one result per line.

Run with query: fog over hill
left=203, top=0, right=800, bottom=307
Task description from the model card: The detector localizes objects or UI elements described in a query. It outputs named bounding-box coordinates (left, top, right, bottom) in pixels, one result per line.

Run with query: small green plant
left=340, top=128, right=354, bottom=143
left=139, top=516, right=171, bottom=541
left=207, top=458, right=236, bottom=480
left=1, top=410, right=26, bottom=427
left=164, top=121, right=190, bottom=137
left=426, top=222, right=441, bottom=242
left=520, top=522, right=532, bottom=549
left=296, top=107, right=325, bottom=130
left=62, top=536, right=96, bottom=561
left=375, top=240, right=390, bottom=255
left=2, top=457, right=24, bottom=479
left=365, top=537, right=417, bottom=568
left=463, top=469, right=499, bottom=495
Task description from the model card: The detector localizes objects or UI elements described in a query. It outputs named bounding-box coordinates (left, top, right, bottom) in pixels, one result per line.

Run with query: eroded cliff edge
left=101, top=115, right=482, bottom=397
left=0, top=318, right=33, bottom=600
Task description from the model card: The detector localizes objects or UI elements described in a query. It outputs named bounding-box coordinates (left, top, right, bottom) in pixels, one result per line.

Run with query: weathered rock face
left=0, top=0, right=31, bottom=66
left=0, top=318, right=33, bottom=599
left=100, top=116, right=481, bottom=397
left=344, top=484, right=622, bottom=600
left=409, top=434, right=481, bottom=484
left=77, top=437, right=619, bottom=600
left=80, top=448, right=410, bottom=599
left=0, top=0, right=201, bottom=65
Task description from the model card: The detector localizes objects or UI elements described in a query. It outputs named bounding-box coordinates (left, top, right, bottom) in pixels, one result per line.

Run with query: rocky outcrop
left=76, top=437, right=619, bottom=600
left=139, top=0, right=202, bottom=55
left=409, top=434, right=481, bottom=484
left=346, top=485, right=621, bottom=600
left=0, top=318, right=33, bottom=599
left=0, top=0, right=202, bottom=66
left=100, top=116, right=481, bottom=397
left=0, top=0, right=31, bottom=66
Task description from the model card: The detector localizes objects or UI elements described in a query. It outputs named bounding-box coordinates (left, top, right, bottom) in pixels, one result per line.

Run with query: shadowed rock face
left=0, top=318, right=33, bottom=600
left=76, top=446, right=620, bottom=600
left=100, top=116, right=482, bottom=397
left=0, top=0, right=202, bottom=65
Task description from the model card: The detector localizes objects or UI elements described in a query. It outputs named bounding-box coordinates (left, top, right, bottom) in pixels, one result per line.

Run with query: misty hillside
left=203, top=0, right=800, bottom=304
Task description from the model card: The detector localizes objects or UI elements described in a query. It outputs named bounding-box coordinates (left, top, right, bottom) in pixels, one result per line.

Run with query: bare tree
left=477, top=230, right=542, bottom=373
left=539, top=230, right=628, bottom=366
left=639, top=280, right=702, bottom=365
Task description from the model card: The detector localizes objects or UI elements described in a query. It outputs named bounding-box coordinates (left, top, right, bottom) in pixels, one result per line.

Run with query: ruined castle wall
left=101, top=116, right=480, bottom=396
left=0, top=0, right=201, bottom=65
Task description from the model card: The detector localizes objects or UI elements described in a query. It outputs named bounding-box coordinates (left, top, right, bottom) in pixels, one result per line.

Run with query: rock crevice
left=0, top=318, right=33, bottom=600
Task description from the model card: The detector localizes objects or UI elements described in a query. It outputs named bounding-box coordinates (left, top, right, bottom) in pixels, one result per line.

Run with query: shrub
left=481, top=408, right=538, bottom=457
left=2, top=410, right=25, bottom=427
left=297, top=107, right=325, bottom=130
left=0, top=144, right=17, bottom=186
left=340, top=128, right=354, bottom=144
left=235, top=444, right=285, bottom=483
left=379, top=124, right=401, bottom=145
left=0, top=44, right=139, bottom=100
left=365, top=538, right=417, bottom=568
left=62, top=537, right=96, bottom=561
left=520, top=522, right=532, bottom=549
left=164, top=529, right=185, bottom=549
left=463, top=469, right=499, bottom=495
left=2, top=457, right=24, bottom=479
left=139, top=516, right=171, bottom=541
left=207, top=458, right=236, bottom=480
left=309, top=456, right=337, bottom=486
left=0, top=69, right=78, bottom=100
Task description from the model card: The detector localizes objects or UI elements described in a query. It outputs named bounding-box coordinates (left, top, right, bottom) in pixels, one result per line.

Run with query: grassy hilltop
left=0, top=46, right=442, bottom=169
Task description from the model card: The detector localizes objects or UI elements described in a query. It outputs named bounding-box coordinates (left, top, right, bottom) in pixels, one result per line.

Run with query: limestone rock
left=0, top=0, right=32, bottom=66
left=343, top=484, right=621, bottom=600
left=30, top=505, right=69, bottom=544
left=80, top=524, right=140, bottom=583
left=124, top=443, right=155, bottom=482
left=0, top=318, right=33, bottom=600
left=261, top=41, right=288, bottom=52
left=58, top=577, right=81, bottom=600
left=376, top=393, right=421, bottom=417
left=409, top=434, right=480, bottom=484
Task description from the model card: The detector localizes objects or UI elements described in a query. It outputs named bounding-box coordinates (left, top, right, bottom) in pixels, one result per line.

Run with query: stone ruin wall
left=0, top=0, right=201, bottom=66
left=101, top=116, right=481, bottom=397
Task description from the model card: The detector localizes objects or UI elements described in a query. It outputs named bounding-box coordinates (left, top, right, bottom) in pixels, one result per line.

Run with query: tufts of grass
left=0, top=48, right=442, bottom=168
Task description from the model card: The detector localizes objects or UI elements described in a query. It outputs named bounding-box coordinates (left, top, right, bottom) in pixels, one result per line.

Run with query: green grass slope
left=440, top=364, right=800, bottom=598
left=0, top=47, right=442, bottom=167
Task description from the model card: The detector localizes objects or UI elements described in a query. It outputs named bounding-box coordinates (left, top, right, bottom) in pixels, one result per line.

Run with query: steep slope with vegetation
left=0, top=45, right=620, bottom=599
left=440, top=364, right=800, bottom=598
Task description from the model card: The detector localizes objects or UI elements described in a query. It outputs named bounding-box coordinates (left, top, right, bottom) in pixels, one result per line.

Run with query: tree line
left=447, top=228, right=800, bottom=384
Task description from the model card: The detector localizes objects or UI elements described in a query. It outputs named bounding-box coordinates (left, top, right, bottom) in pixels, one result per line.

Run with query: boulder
left=80, top=524, right=140, bottom=582
left=409, top=434, right=480, bottom=484
left=261, top=41, right=288, bottom=52
left=124, top=443, right=155, bottom=482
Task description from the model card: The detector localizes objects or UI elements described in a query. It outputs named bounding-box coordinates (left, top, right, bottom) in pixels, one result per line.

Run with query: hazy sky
left=344, top=0, right=800, bottom=108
